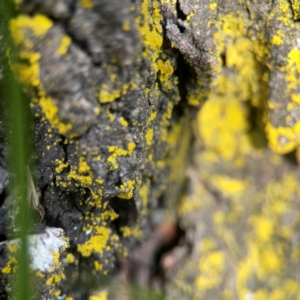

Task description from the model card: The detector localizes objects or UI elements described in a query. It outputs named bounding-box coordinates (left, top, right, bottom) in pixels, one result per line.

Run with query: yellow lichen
left=120, top=224, right=144, bottom=238
left=89, top=290, right=108, bottom=300
left=10, top=14, right=53, bottom=47
left=284, top=48, right=300, bottom=91
left=122, top=20, right=131, bottom=31
left=198, top=96, right=251, bottom=160
left=80, top=0, right=93, bottom=9
left=196, top=251, right=225, bottom=291
left=136, top=0, right=176, bottom=95
left=209, top=3, right=217, bottom=10
left=55, top=159, right=69, bottom=173
left=264, top=2, right=300, bottom=154
left=1, top=257, right=17, bottom=274
left=78, top=157, right=92, bottom=174
left=156, top=59, right=174, bottom=89
left=118, top=180, right=135, bottom=199
left=107, top=155, right=119, bottom=171
left=211, top=175, right=246, bottom=196
left=67, top=168, right=92, bottom=186
left=119, top=117, right=128, bottom=127
left=127, top=142, right=136, bottom=155
left=39, top=96, right=73, bottom=135
left=66, top=253, right=75, bottom=264
left=56, top=35, right=71, bottom=55
left=139, top=182, right=149, bottom=215
left=98, top=84, right=122, bottom=103
left=149, top=111, right=157, bottom=122
left=77, top=226, right=110, bottom=257
left=98, top=82, right=136, bottom=103
left=290, top=0, right=300, bottom=20
left=9, top=15, right=78, bottom=136
left=271, top=35, right=283, bottom=45
left=46, top=273, right=64, bottom=286
left=15, top=51, right=41, bottom=86
left=145, top=128, right=154, bottom=146
left=251, top=216, right=274, bottom=243
left=106, top=143, right=136, bottom=171
left=94, top=260, right=103, bottom=271
left=266, top=123, right=299, bottom=154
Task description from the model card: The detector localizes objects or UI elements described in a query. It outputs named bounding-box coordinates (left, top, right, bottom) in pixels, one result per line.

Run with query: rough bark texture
left=1, top=0, right=300, bottom=299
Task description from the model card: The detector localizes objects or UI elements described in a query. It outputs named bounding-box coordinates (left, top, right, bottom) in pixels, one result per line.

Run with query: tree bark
left=1, top=0, right=300, bottom=299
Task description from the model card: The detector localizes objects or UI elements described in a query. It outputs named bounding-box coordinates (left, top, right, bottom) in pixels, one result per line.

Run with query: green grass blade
left=2, top=1, right=34, bottom=299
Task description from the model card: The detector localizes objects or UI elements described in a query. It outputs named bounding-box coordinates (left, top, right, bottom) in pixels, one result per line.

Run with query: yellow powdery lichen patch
left=178, top=193, right=202, bottom=217
left=89, top=290, right=108, bottom=300
left=234, top=174, right=300, bottom=298
left=284, top=48, right=300, bottom=92
left=198, top=96, right=251, bottom=160
left=98, top=82, right=136, bottom=103
left=138, top=0, right=163, bottom=54
left=211, top=175, right=246, bottom=196
left=265, top=3, right=300, bottom=154
left=94, top=260, right=103, bottom=271
left=209, top=3, right=217, bottom=10
left=137, top=0, right=175, bottom=90
left=271, top=35, right=283, bottom=45
left=78, top=157, right=92, bottom=174
left=98, top=84, right=122, bottom=103
left=155, top=59, right=174, bottom=90
left=9, top=15, right=75, bottom=136
left=77, top=226, right=110, bottom=257
left=121, top=224, right=144, bottom=238
left=80, top=0, right=93, bottom=9
left=56, top=35, right=71, bottom=55
left=65, top=253, right=75, bottom=264
left=197, top=11, right=269, bottom=162
left=139, top=182, right=149, bottom=215
left=119, top=117, right=128, bottom=127
left=265, top=49, right=300, bottom=154
left=213, top=13, right=268, bottom=106
left=39, top=96, right=73, bottom=135
left=266, top=122, right=300, bottom=154
left=1, top=257, right=17, bottom=274
left=127, top=142, right=136, bottom=155
left=55, top=159, right=69, bottom=173
left=107, top=143, right=136, bottom=170
left=251, top=216, right=274, bottom=243
left=10, top=14, right=53, bottom=47
left=107, top=155, right=119, bottom=171
left=118, top=180, right=135, bottom=199
left=67, top=165, right=92, bottom=187
left=184, top=169, right=300, bottom=298
left=16, top=51, right=41, bottom=86
left=108, top=146, right=128, bottom=156
left=145, top=128, right=154, bottom=146
left=122, top=20, right=131, bottom=31
left=196, top=249, right=225, bottom=292
left=87, top=188, right=103, bottom=208
left=291, top=93, right=300, bottom=104
left=290, top=0, right=300, bottom=20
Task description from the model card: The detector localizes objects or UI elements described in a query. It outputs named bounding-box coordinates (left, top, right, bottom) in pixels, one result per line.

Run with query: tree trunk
left=1, top=0, right=300, bottom=299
